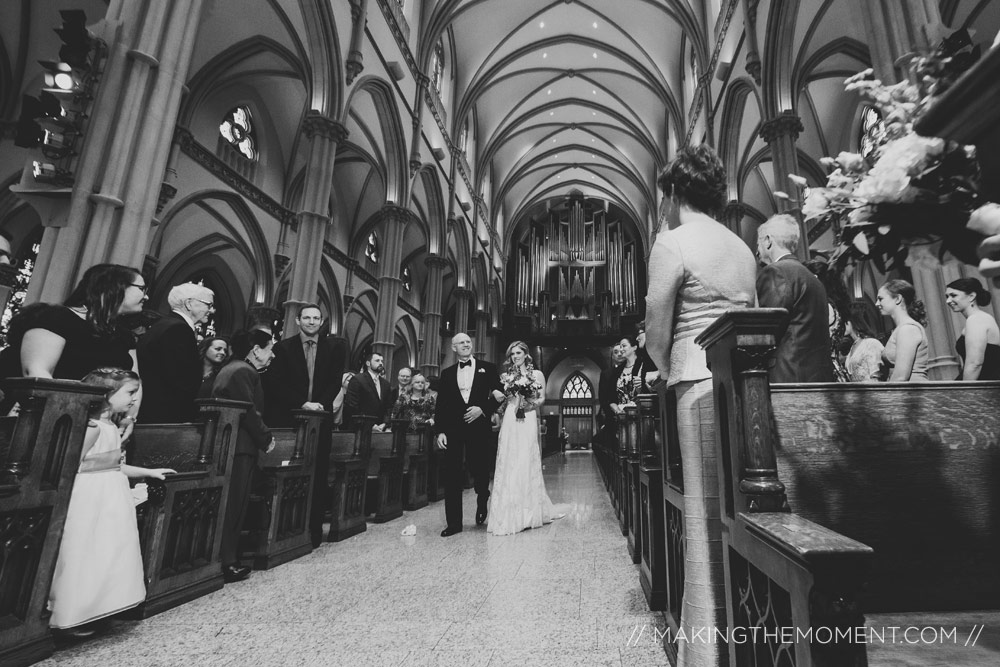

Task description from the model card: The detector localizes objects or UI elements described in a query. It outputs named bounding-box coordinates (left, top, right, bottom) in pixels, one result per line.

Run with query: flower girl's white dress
left=49, top=419, right=145, bottom=628
left=488, top=370, right=561, bottom=535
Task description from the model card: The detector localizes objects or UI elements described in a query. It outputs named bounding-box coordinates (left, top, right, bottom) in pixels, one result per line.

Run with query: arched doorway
left=560, top=371, right=594, bottom=448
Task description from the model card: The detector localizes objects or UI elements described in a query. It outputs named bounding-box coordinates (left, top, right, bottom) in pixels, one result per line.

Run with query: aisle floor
left=40, top=452, right=671, bottom=666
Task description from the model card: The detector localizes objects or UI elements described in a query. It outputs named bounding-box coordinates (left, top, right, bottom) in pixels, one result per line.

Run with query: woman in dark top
left=15, top=264, right=146, bottom=380
left=609, top=335, right=651, bottom=416
left=390, top=372, right=437, bottom=430
left=196, top=336, right=231, bottom=397
left=945, top=277, right=1000, bottom=380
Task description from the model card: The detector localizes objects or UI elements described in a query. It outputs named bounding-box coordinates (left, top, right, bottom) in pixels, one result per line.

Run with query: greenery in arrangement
left=783, top=29, right=991, bottom=273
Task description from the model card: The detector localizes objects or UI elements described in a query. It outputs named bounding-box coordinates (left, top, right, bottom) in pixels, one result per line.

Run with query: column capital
left=453, top=287, right=473, bottom=300
left=724, top=200, right=748, bottom=219
left=759, top=111, right=804, bottom=143
left=303, top=112, right=349, bottom=142
left=424, top=254, right=450, bottom=270
left=380, top=203, right=415, bottom=225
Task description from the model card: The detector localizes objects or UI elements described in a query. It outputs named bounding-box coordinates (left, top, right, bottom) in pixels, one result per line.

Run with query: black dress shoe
left=476, top=510, right=487, bottom=526
left=222, top=564, right=252, bottom=583
left=440, top=526, right=463, bottom=537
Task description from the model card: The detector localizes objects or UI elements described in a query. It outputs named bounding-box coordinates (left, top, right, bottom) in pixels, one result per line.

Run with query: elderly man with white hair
left=138, top=282, right=215, bottom=423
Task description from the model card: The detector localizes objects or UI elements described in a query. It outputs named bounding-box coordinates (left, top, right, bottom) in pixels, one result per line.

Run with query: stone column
left=409, top=75, right=429, bottom=177
left=453, top=288, right=472, bottom=338
left=419, top=254, right=449, bottom=378
left=371, top=205, right=411, bottom=374
left=473, top=311, right=488, bottom=360
left=759, top=111, right=807, bottom=259
left=30, top=0, right=208, bottom=303
left=857, top=0, right=957, bottom=378
left=345, top=0, right=368, bottom=84
left=282, top=113, right=348, bottom=337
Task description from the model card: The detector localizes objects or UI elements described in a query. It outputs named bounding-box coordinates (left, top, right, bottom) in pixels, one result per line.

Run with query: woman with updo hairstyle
left=945, top=277, right=1000, bottom=380
left=645, top=144, right=757, bottom=666
left=210, top=329, right=275, bottom=583
left=876, top=279, right=929, bottom=382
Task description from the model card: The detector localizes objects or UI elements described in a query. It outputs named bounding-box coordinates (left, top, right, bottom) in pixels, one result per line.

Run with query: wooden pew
left=402, top=425, right=429, bottom=511
left=697, top=309, right=873, bottom=667
left=0, top=378, right=105, bottom=667
left=365, top=419, right=408, bottom=523
left=326, top=421, right=372, bottom=541
left=655, top=385, right=685, bottom=661
left=615, top=413, right=630, bottom=537
left=623, top=404, right=642, bottom=563
left=242, top=409, right=325, bottom=569
left=636, top=393, right=666, bottom=611
left=128, top=398, right=245, bottom=617
left=769, top=379, right=1000, bottom=612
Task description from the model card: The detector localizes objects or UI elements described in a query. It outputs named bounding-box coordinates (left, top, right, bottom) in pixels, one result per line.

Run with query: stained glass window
left=432, top=41, right=445, bottom=94
left=561, top=372, right=593, bottom=399
left=365, top=231, right=379, bottom=264
left=859, top=105, right=885, bottom=162
left=401, top=265, right=411, bottom=291
left=219, top=106, right=258, bottom=161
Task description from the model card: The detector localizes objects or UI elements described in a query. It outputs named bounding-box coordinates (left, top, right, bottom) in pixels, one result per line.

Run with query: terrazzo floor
left=36, top=451, right=1000, bottom=666
left=39, top=452, right=671, bottom=666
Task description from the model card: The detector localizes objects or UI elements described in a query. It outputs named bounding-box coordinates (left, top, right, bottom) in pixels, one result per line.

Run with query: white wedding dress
left=488, top=369, right=561, bottom=536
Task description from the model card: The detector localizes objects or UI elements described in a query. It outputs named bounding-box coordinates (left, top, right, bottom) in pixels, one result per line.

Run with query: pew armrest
left=740, top=512, right=874, bottom=566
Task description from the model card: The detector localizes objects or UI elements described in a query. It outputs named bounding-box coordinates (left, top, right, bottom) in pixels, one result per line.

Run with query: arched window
left=561, top=372, right=593, bottom=400
left=401, top=265, right=411, bottom=291
left=432, top=41, right=445, bottom=95
left=459, top=119, right=469, bottom=153
left=219, top=106, right=258, bottom=161
left=365, top=231, right=379, bottom=264
left=859, top=105, right=885, bottom=162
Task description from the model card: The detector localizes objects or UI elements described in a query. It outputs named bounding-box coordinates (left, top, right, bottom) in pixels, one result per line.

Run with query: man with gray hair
left=138, top=282, right=215, bottom=423
left=756, top=214, right=832, bottom=382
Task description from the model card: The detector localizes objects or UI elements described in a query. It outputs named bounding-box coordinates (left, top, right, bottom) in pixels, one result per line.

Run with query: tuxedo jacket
left=137, top=312, right=201, bottom=423
left=211, top=360, right=271, bottom=455
left=756, top=256, right=833, bottom=383
left=433, top=359, right=503, bottom=439
left=263, top=333, right=347, bottom=427
left=344, top=371, right=392, bottom=427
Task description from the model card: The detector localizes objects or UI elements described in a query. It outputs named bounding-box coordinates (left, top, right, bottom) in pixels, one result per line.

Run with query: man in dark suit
left=344, top=351, right=392, bottom=430
left=138, top=283, right=213, bottom=423
left=263, top=303, right=347, bottom=546
left=433, top=333, right=504, bottom=536
left=756, top=214, right=833, bottom=383
left=389, top=366, right=413, bottom=408
left=264, top=304, right=347, bottom=427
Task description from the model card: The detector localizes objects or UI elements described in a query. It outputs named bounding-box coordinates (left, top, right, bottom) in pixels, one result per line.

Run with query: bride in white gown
left=488, top=341, right=563, bottom=536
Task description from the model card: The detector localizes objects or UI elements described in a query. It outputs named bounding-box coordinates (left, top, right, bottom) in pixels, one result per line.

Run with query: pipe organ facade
left=511, top=194, right=643, bottom=337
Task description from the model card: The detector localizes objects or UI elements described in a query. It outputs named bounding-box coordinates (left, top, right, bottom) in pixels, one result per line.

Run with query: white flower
left=835, top=152, right=865, bottom=173
left=802, top=189, right=830, bottom=220
left=968, top=203, right=1000, bottom=236
left=848, top=207, right=872, bottom=225
left=788, top=174, right=808, bottom=188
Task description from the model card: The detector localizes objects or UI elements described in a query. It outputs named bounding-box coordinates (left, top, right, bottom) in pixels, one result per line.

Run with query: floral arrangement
left=501, top=370, right=542, bottom=420
left=785, top=29, right=990, bottom=273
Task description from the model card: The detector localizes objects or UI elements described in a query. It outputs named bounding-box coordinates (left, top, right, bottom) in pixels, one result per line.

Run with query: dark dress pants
left=221, top=450, right=258, bottom=566
left=443, top=420, right=493, bottom=528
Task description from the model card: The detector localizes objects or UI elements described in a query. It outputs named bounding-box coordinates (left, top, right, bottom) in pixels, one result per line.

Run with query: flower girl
left=48, top=368, right=174, bottom=635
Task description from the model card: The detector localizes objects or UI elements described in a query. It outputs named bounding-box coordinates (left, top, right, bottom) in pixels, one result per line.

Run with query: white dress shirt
left=457, top=357, right=475, bottom=403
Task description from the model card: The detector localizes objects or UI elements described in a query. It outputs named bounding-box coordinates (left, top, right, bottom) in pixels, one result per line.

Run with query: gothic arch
left=341, top=76, right=409, bottom=205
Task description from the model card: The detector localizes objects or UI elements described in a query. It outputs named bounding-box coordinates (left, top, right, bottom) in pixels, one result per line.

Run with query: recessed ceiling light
left=591, top=154, right=595, bottom=158
left=543, top=52, right=548, bottom=58
left=553, top=138, right=557, bottom=142
left=550, top=111, right=554, bottom=116
left=592, top=52, right=598, bottom=59
left=591, top=138, right=595, bottom=141
left=540, top=21, right=545, bottom=28
left=547, top=89, right=552, bottom=95
left=592, top=89, right=597, bottom=94
left=554, top=154, right=558, bottom=158
left=593, top=22, right=598, bottom=28
left=557, top=174, right=561, bottom=179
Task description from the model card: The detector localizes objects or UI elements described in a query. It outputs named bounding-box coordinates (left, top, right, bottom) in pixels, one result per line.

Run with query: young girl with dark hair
left=48, top=368, right=174, bottom=636
left=945, top=277, right=1000, bottom=380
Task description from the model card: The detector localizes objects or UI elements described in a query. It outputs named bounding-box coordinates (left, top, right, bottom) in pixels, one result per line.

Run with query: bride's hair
left=503, top=340, right=534, bottom=374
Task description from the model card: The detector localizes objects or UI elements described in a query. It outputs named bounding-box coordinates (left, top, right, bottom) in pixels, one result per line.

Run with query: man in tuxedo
left=344, top=352, right=392, bottom=430
left=263, top=303, right=347, bottom=546
left=756, top=214, right=833, bottom=383
left=433, top=333, right=503, bottom=537
left=138, top=283, right=213, bottom=423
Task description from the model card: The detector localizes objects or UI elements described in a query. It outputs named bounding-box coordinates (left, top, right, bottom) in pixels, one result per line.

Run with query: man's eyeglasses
left=130, top=283, right=148, bottom=294
left=191, top=298, right=214, bottom=309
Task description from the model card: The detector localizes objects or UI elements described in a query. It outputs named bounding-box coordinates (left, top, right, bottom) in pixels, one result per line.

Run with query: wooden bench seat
left=128, top=398, right=245, bottom=617
left=327, top=424, right=372, bottom=541
left=365, top=420, right=408, bottom=523
left=402, top=426, right=429, bottom=511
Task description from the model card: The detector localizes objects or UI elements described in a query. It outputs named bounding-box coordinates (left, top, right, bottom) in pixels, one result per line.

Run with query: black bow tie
left=459, top=360, right=472, bottom=368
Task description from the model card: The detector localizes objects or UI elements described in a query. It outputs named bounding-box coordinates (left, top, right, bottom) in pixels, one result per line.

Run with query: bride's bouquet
left=502, top=371, right=543, bottom=420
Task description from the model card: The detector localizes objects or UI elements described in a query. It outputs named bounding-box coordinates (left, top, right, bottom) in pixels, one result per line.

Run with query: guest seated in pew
left=838, top=301, right=886, bottom=383
left=6, top=264, right=144, bottom=382
left=211, top=329, right=276, bottom=583
left=945, top=277, right=1000, bottom=380
left=331, top=371, right=355, bottom=429
left=390, top=372, right=437, bottom=431
left=877, top=279, right=929, bottom=382
left=197, top=336, right=231, bottom=397
left=645, top=144, right=757, bottom=666
left=49, top=368, right=174, bottom=638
